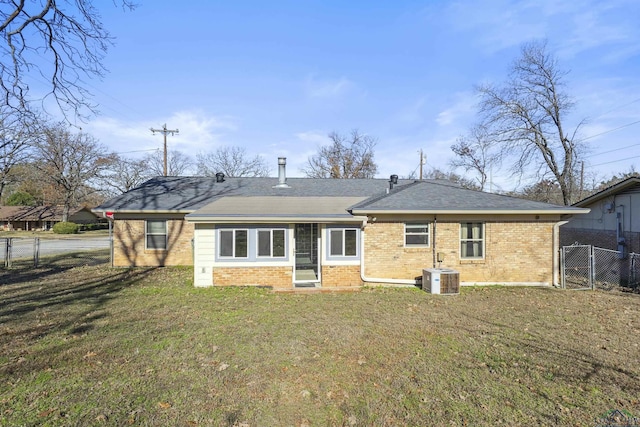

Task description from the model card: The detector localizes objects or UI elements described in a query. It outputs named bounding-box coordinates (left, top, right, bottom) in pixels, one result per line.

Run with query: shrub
left=5, top=191, right=36, bottom=206
left=53, top=221, right=79, bottom=234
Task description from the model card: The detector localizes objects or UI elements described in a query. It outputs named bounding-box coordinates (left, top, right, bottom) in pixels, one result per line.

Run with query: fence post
left=6, top=238, right=12, bottom=269
left=590, top=245, right=596, bottom=290
left=560, top=247, right=566, bottom=289
left=631, top=253, right=637, bottom=287
left=3, top=238, right=7, bottom=268
left=33, top=237, right=40, bottom=268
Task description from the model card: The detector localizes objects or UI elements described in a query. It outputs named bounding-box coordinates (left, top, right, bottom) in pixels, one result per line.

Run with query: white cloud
left=294, top=130, right=327, bottom=145
left=444, top=0, right=640, bottom=57
left=83, top=110, right=238, bottom=158
left=304, top=75, right=353, bottom=98
left=394, top=97, right=427, bottom=124
left=435, top=92, right=476, bottom=127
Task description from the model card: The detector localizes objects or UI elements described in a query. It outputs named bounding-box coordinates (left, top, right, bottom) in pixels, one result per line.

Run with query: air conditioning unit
left=422, top=268, right=460, bottom=295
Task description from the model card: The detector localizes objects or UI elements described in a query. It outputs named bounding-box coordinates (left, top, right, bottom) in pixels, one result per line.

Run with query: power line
left=586, top=142, right=640, bottom=158
left=590, top=97, right=640, bottom=120
left=591, top=155, right=640, bottom=167
left=578, top=119, right=640, bottom=142
left=115, top=148, right=159, bottom=155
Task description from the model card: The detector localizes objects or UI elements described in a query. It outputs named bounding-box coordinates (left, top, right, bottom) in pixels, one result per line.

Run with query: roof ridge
left=349, top=180, right=421, bottom=209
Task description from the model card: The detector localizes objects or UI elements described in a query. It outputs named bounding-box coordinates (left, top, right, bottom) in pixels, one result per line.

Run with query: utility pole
left=419, top=149, right=425, bottom=180
left=579, top=160, right=585, bottom=201
left=150, top=124, right=179, bottom=176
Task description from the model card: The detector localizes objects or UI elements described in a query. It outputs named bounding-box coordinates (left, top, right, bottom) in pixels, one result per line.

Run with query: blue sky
left=74, top=0, right=640, bottom=190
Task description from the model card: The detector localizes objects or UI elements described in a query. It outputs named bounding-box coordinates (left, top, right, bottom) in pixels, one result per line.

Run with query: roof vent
left=273, top=157, right=290, bottom=188
left=389, top=174, right=398, bottom=190
left=215, top=172, right=225, bottom=183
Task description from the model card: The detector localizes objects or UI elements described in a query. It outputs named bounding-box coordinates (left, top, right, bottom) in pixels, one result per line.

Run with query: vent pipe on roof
left=389, top=174, right=398, bottom=190
left=215, top=172, right=225, bottom=183
left=274, top=157, right=290, bottom=188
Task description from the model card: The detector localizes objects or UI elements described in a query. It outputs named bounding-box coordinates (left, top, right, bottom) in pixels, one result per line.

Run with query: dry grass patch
left=1, top=266, right=639, bottom=426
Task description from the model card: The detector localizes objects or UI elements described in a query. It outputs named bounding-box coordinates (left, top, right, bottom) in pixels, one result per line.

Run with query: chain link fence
left=1, top=237, right=110, bottom=269
left=561, top=244, right=640, bottom=291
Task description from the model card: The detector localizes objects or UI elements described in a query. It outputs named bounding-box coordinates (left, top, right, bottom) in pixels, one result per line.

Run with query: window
left=329, top=228, right=358, bottom=257
left=460, top=222, right=484, bottom=259
left=146, top=220, right=167, bottom=250
left=405, top=223, right=429, bottom=246
left=219, top=229, right=248, bottom=258
left=257, top=229, right=286, bottom=258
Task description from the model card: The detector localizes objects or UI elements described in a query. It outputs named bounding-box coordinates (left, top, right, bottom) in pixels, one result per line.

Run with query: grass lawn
left=1, top=265, right=639, bottom=426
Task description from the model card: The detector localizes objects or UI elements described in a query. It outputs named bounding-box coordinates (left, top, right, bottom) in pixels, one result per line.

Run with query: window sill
left=459, top=258, right=485, bottom=264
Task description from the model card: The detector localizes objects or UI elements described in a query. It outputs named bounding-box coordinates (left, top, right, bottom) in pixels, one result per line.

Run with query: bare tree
left=476, top=40, right=585, bottom=205
left=0, top=110, right=37, bottom=199
left=303, top=130, right=378, bottom=178
left=102, top=156, right=150, bottom=196
left=196, top=146, right=270, bottom=177
left=33, top=124, right=117, bottom=221
left=509, top=179, right=564, bottom=204
left=0, top=1, right=135, bottom=118
left=450, top=125, right=500, bottom=191
left=423, top=167, right=481, bottom=190
left=143, top=150, right=194, bottom=177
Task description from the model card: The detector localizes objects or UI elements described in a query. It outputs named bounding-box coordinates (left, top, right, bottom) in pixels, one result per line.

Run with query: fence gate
left=562, top=245, right=640, bottom=290
left=561, top=245, right=593, bottom=290
left=593, top=247, right=628, bottom=290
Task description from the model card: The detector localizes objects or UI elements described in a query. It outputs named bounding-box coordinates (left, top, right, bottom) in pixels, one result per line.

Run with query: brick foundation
left=321, top=265, right=362, bottom=287
left=213, top=266, right=292, bottom=289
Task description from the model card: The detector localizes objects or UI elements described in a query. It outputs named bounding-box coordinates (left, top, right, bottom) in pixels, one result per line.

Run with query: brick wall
left=364, top=220, right=556, bottom=284
left=321, top=265, right=362, bottom=287
left=113, top=219, right=194, bottom=266
left=560, top=227, right=640, bottom=253
left=213, top=266, right=292, bottom=289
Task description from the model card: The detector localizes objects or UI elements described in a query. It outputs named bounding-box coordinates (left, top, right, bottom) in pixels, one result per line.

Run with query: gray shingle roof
left=349, top=181, right=587, bottom=214
left=93, top=176, right=414, bottom=212
left=94, top=176, right=586, bottom=215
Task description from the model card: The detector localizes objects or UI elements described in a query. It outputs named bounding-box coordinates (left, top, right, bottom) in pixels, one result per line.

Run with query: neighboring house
left=0, top=205, right=100, bottom=231
left=561, top=177, right=640, bottom=254
left=93, top=158, right=588, bottom=290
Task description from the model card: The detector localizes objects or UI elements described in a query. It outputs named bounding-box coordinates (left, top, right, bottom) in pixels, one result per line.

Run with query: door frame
left=293, top=223, right=321, bottom=286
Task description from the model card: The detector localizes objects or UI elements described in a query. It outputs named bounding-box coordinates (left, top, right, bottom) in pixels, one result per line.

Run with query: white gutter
left=187, top=215, right=366, bottom=224
left=359, top=219, right=419, bottom=286
left=351, top=208, right=590, bottom=215
left=553, top=220, right=569, bottom=286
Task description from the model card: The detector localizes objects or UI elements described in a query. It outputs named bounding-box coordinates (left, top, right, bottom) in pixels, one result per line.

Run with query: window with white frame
left=219, top=229, right=248, bottom=258
left=146, top=220, right=167, bottom=250
left=405, top=223, right=429, bottom=246
left=460, top=222, right=484, bottom=259
left=257, top=229, right=286, bottom=258
left=329, top=228, right=358, bottom=257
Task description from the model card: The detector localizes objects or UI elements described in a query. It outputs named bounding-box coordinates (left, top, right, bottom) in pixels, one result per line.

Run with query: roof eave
left=91, top=209, right=194, bottom=215
left=349, top=208, right=591, bottom=215
left=573, top=178, right=640, bottom=207
left=186, top=214, right=367, bottom=224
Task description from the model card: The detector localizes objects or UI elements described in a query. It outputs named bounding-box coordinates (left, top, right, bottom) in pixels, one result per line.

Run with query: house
left=93, top=158, right=588, bottom=290
left=0, top=205, right=100, bottom=231
left=561, top=176, right=640, bottom=254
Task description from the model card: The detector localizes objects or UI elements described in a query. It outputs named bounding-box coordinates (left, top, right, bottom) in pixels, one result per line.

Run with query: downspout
left=432, top=215, right=437, bottom=268
left=359, top=218, right=419, bottom=286
left=553, top=220, right=569, bottom=287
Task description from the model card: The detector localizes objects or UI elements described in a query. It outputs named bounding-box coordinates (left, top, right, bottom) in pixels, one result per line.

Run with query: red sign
left=104, top=211, right=114, bottom=220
